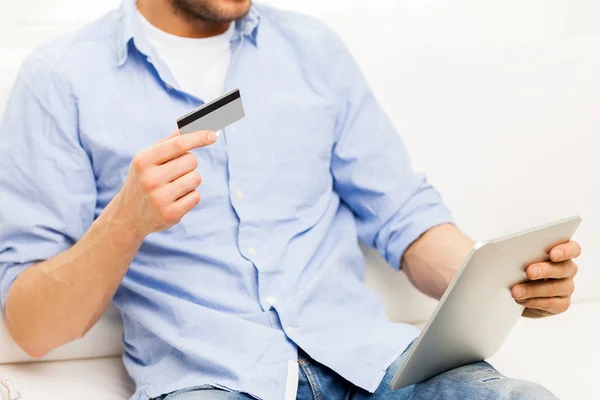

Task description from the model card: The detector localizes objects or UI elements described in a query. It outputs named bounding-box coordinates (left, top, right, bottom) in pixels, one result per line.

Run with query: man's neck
left=137, top=0, right=231, bottom=38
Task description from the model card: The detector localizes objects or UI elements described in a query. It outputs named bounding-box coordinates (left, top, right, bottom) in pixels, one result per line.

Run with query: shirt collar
left=116, top=0, right=261, bottom=67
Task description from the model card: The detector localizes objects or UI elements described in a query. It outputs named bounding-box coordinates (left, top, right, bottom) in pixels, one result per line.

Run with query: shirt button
left=266, top=296, right=277, bottom=306
left=285, top=326, right=295, bottom=336
left=235, top=188, right=244, bottom=200
left=248, top=247, right=257, bottom=256
left=165, top=83, right=173, bottom=90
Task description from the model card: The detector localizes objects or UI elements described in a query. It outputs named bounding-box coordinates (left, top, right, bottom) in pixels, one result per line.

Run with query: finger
left=152, top=130, right=216, bottom=164
left=517, top=296, right=570, bottom=315
left=154, top=130, right=180, bottom=145
left=167, top=170, right=202, bottom=200
left=157, top=152, right=198, bottom=183
left=526, top=260, right=576, bottom=280
left=522, top=308, right=554, bottom=319
left=549, top=241, right=582, bottom=262
left=170, top=189, right=201, bottom=217
left=511, top=278, right=574, bottom=301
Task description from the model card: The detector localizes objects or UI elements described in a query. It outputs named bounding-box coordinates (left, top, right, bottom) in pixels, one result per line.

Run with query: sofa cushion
left=0, top=301, right=597, bottom=400
left=0, top=304, right=123, bottom=364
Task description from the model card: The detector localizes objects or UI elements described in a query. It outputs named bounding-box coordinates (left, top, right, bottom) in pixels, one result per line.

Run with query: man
left=0, top=0, right=580, bottom=399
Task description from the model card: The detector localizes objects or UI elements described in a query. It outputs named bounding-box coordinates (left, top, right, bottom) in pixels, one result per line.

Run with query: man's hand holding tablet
left=391, top=216, right=581, bottom=390
left=513, top=240, right=581, bottom=318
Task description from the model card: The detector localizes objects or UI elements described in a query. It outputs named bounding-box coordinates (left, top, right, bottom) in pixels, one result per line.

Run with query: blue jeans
left=155, top=346, right=557, bottom=400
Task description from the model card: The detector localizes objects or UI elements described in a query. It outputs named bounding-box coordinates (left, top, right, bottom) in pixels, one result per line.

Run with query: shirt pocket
left=226, top=97, right=337, bottom=220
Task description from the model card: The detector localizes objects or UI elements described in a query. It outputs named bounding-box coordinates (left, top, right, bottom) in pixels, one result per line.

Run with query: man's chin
left=222, top=7, right=251, bottom=22
left=172, top=0, right=252, bottom=23
left=214, top=0, right=252, bottom=21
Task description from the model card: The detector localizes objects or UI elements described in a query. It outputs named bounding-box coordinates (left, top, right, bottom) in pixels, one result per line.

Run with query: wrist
left=97, top=193, right=148, bottom=245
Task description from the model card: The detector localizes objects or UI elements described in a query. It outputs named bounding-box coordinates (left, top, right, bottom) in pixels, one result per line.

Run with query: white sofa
left=2, top=303, right=600, bottom=400
left=0, top=246, right=599, bottom=399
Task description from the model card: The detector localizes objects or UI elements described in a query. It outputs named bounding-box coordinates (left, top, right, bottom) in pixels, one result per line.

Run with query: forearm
left=5, top=197, right=145, bottom=357
left=401, top=224, right=475, bottom=300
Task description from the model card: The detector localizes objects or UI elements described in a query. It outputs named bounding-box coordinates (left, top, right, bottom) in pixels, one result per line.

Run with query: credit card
left=177, top=88, right=245, bottom=134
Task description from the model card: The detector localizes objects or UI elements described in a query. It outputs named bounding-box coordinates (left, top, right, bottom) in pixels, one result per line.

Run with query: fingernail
left=529, top=265, right=541, bottom=279
left=553, top=249, right=564, bottom=260
left=513, top=287, right=525, bottom=299
left=207, top=131, right=216, bottom=142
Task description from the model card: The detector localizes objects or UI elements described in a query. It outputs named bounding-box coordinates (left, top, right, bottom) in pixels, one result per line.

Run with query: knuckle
left=149, top=191, right=165, bottom=207
left=551, top=299, right=569, bottom=315
left=568, top=280, right=575, bottom=295
left=148, top=147, right=163, bottom=163
left=571, top=262, right=579, bottom=277
left=170, top=139, right=186, bottom=154
left=561, top=298, right=571, bottom=312
left=166, top=211, right=182, bottom=225
left=192, top=171, right=202, bottom=186
left=141, top=174, right=159, bottom=191
left=558, top=260, right=568, bottom=273
left=191, top=190, right=201, bottom=204
left=132, top=154, right=148, bottom=171
left=186, top=153, right=199, bottom=170
left=159, top=208, right=178, bottom=225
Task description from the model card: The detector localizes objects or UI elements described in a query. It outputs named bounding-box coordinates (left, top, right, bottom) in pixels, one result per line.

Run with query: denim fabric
left=156, top=385, right=253, bottom=400
left=162, top=346, right=557, bottom=400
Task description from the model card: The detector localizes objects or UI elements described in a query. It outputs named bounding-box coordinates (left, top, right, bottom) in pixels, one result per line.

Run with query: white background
left=0, top=0, right=598, bottom=303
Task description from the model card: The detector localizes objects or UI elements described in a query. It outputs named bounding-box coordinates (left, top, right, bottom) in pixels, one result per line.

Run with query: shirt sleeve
left=0, top=53, right=97, bottom=311
left=328, top=34, right=454, bottom=270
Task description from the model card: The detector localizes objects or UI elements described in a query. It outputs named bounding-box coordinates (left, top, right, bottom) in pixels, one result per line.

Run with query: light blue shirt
left=0, top=1, right=453, bottom=399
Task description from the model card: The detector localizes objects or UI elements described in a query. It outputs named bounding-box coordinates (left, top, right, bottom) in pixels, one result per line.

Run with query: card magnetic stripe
left=177, top=89, right=242, bottom=129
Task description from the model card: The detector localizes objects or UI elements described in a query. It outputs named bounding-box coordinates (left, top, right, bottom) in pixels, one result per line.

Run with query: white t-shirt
left=138, top=11, right=234, bottom=101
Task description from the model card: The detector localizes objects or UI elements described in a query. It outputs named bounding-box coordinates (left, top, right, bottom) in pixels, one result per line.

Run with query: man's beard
left=168, top=0, right=251, bottom=23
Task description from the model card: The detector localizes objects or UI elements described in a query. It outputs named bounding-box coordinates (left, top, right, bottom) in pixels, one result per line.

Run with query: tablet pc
left=391, top=215, right=581, bottom=390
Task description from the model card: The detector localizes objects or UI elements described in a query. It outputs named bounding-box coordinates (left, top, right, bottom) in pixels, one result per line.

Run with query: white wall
left=0, top=0, right=598, bottom=304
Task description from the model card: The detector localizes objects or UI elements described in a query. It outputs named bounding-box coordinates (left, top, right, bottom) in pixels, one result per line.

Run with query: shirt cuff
left=384, top=208, right=455, bottom=270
